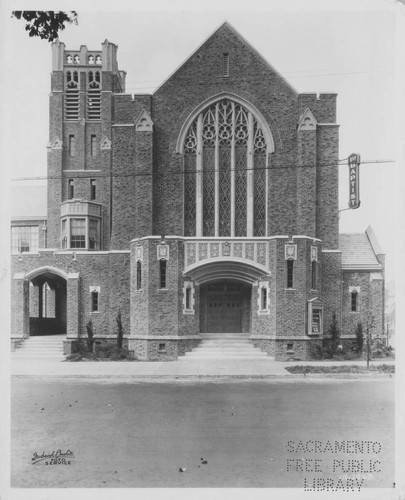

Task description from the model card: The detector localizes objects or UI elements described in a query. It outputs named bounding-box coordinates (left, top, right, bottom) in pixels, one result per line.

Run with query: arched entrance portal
left=200, top=280, right=251, bottom=334
left=28, top=271, right=67, bottom=336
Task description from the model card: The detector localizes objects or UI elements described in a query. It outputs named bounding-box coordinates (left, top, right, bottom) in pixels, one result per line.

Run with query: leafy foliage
left=355, top=322, right=364, bottom=352
left=328, top=312, right=341, bottom=355
left=285, top=364, right=394, bottom=374
left=12, top=11, right=78, bottom=42
left=86, top=319, right=95, bottom=351
left=65, top=340, right=136, bottom=362
left=116, top=309, right=124, bottom=349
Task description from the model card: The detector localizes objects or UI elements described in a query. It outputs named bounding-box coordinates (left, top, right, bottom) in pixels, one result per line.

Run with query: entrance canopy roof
left=184, top=260, right=270, bottom=285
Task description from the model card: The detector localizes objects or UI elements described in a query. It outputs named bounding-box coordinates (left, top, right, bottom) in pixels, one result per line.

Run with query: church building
left=11, top=22, right=385, bottom=360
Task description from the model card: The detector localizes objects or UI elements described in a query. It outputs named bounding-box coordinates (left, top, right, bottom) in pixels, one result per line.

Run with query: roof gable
left=154, top=21, right=298, bottom=96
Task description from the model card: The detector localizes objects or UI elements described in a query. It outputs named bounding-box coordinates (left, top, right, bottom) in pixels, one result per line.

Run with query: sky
left=1, top=0, right=405, bottom=283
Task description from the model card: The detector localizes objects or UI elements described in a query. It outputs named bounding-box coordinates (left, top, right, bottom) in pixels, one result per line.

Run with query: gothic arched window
left=183, top=98, right=269, bottom=237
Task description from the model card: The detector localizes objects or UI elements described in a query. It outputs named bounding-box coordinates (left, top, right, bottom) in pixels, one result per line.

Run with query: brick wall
left=11, top=251, right=130, bottom=340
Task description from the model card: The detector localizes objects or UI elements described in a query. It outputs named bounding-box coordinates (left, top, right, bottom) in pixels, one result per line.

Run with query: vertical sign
left=348, top=153, right=361, bottom=209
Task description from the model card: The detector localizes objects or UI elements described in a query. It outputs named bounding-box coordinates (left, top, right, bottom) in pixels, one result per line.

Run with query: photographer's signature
left=32, top=449, right=75, bottom=465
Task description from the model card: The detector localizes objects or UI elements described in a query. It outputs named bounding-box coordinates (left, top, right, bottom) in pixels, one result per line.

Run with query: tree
left=365, top=315, right=376, bottom=370
left=86, top=319, right=94, bottom=351
left=12, top=11, right=78, bottom=42
left=355, top=322, right=364, bottom=352
left=328, top=312, right=341, bottom=355
left=116, top=309, right=123, bottom=349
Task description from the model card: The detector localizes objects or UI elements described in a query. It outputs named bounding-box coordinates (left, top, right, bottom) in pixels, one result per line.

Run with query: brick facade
left=11, top=23, right=385, bottom=361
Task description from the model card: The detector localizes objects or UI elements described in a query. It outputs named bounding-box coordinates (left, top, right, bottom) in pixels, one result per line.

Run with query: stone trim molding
left=135, top=109, right=154, bottom=132
left=129, top=335, right=202, bottom=340
left=298, top=108, right=317, bottom=131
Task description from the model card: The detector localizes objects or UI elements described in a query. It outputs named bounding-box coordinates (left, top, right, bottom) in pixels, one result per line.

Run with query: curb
left=11, top=373, right=395, bottom=382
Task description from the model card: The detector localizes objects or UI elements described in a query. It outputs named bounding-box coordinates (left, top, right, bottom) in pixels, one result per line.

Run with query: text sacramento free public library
left=286, top=441, right=382, bottom=454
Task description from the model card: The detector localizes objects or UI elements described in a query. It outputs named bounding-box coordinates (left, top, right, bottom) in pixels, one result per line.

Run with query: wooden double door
left=206, top=291, right=242, bottom=333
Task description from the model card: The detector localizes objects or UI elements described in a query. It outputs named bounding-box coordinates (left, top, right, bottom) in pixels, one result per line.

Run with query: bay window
left=60, top=200, right=101, bottom=250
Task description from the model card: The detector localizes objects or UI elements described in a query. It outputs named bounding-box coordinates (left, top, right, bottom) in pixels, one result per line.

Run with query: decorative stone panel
left=157, top=243, right=170, bottom=260
left=245, top=243, right=254, bottom=260
left=199, top=243, right=208, bottom=260
left=210, top=243, right=220, bottom=258
left=187, top=243, right=196, bottom=265
left=183, top=239, right=271, bottom=274
left=285, top=244, right=297, bottom=260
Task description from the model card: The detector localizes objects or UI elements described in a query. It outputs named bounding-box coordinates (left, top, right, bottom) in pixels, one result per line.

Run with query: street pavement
left=10, top=377, right=395, bottom=488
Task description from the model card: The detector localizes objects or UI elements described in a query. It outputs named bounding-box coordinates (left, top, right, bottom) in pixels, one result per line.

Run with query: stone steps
left=181, top=333, right=272, bottom=360
left=11, top=335, right=65, bottom=360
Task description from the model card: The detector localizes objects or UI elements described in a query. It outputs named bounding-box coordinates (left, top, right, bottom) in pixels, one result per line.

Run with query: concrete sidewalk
left=11, top=356, right=395, bottom=380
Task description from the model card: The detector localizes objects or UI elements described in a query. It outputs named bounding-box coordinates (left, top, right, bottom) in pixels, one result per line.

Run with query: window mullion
left=196, top=113, right=203, bottom=237
left=214, top=103, right=219, bottom=237
left=230, top=103, right=236, bottom=237
left=66, top=220, right=69, bottom=249
left=85, top=218, right=89, bottom=250
left=247, top=113, right=254, bottom=237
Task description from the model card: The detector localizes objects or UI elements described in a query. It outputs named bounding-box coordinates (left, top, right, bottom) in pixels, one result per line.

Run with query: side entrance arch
left=12, top=267, right=80, bottom=340
left=28, top=271, right=67, bottom=336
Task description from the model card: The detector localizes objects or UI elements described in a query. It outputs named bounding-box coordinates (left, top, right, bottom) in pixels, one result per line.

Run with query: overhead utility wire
left=11, top=159, right=395, bottom=182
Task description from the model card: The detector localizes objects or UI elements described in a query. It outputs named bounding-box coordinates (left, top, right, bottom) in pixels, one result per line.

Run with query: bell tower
left=47, top=39, right=126, bottom=250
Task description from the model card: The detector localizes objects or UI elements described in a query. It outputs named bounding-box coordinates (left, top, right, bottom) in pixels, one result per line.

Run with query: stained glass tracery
left=184, top=99, right=268, bottom=237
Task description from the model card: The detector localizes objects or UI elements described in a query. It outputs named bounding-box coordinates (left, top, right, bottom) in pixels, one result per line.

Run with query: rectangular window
left=261, top=287, right=267, bottom=310
left=185, top=287, right=191, bottom=310
left=70, top=218, right=86, bottom=248
left=91, top=291, right=99, bottom=312
left=11, top=226, right=39, bottom=253
left=159, top=260, right=167, bottom=289
left=61, top=219, right=67, bottom=249
left=311, top=261, right=317, bottom=289
left=287, top=260, right=294, bottom=288
left=136, top=261, right=142, bottom=290
left=90, top=135, right=97, bottom=157
left=90, top=179, right=96, bottom=200
left=223, top=53, right=229, bottom=77
left=68, top=179, right=74, bottom=199
left=158, top=343, right=166, bottom=352
left=88, top=218, right=99, bottom=250
left=287, top=343, right=294, bottom=352
left=351, top=292, right=358, bottom=312
left=69, top=135, right=76, bottom=157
